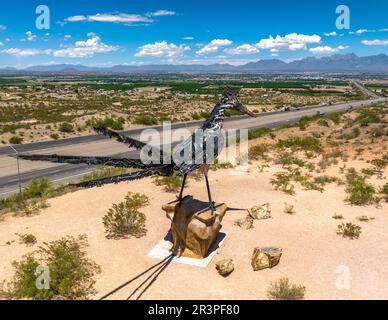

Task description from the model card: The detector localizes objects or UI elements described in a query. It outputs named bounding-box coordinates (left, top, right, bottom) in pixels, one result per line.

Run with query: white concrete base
left=147, top=231, right=228, bottom=268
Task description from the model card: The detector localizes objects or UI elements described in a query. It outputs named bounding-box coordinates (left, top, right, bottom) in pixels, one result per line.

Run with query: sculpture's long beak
left=239, top=104, right=258, bottom=117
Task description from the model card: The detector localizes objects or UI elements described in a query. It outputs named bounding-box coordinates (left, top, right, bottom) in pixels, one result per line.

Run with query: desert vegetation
left=1, top=235, right=101, bottom=300
left=267, top=278, right=306, bottom=300
left=0, top=75, right=365, bottom=145
left=102, top=192, right=150, bottom=239
left=247, top=103, right=387, bottom=205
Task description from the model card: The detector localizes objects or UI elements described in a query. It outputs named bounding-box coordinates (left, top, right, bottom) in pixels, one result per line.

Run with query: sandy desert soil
left=1, top=104, right=387, bottom=300
left=0, top=158, right=387, bottom=300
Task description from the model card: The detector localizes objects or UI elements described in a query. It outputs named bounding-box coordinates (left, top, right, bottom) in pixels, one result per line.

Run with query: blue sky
left=0, top=0, right=387, bottom=68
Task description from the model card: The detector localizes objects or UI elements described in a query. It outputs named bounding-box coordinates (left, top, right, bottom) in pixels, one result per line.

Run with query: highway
left=0, top=86, right=385, bottom=198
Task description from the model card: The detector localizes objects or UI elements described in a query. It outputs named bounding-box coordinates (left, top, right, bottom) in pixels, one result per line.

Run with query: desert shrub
left=317, top=119, right=330, bottom=127
left=341, top=127, right=360, bottom=140
left=18, top=233, right=37, bottom=246
left=50, top=133, right=59, bottom=140
left=5, top=235, right=101, bottom=300
left=9, top=136, right=23, bottom=144
left=87, top=117, right=124, bottom=130
left=274, top=152, right=305, bottom=167
left=270, top=172, right=295, bottom=195
left=271, top=167, right=325, bottom=195
left=23, top=178, right=52, bottom=199
left=0, top=178, right=52, bottom=214
left=267, top=278, right=306, bottom=300
left=355, top=108, right=382, bottom=127
left=82, top=166, right=128, bottom=182
left=153, top=175, right=185, bottom=193
left=159, top=114, right=171, bottom=122
left=337, top=223, right=362, bottom=239
left=248, top=127, right=272, bottom=140
left=381, top=183, right=388, bottom=202
left=370, top=125, right=385, bottom=138
left=327, top=112, right=342, bottom=124
left=345, top=171, right=377, bottom=205
left=191, top=111, right=211, bottom=121
left=133, top=115, right=158, bottom=126
left=249, top=144, right=271, bottom=161
left=357, top=216, right=373, bottom=222
left=276, top=136, right=321, bottom=153
left=332, top=213, right=344, bottom=220
left=191, top=112, right=202, bottom=120
left=371, top=156, right=388, bottom=170
left=58, top=122, right=74, bottom=133
left=296, top=115, right=316, bottom=130
left=103, top=193, right=150, bottom=239
left=313, top=175, right=342, bottom=186
left=211, top=159, right=234, bottom=171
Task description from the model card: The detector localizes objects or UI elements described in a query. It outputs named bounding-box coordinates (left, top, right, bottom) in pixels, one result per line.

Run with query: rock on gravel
left=251, top=247, right=282, bottom=271
left=215, top=259, right=234, bottom=277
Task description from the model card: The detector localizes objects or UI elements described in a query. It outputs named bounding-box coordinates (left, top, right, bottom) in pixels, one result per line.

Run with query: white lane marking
left=0, top=170, right=94, bottom=196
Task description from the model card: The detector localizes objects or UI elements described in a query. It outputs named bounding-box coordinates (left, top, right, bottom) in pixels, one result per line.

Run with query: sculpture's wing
left=94, top=127, right=147, bottom=150
left=94, top=127, right=166, bottom=163
left=18, top=154, right=162, bottom=170
left=73, top=170, right=157, bottom=189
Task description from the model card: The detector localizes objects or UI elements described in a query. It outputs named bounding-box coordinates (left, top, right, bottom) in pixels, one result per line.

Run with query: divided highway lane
left=0, top=97, right=384, bottom=198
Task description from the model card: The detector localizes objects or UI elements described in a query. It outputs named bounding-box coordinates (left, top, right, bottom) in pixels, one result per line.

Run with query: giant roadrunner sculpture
left=19, top=88, right=256, bottom=212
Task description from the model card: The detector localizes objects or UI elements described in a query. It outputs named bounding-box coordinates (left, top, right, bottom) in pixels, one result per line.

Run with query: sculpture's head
left=221, top=87, right=257, bottom=117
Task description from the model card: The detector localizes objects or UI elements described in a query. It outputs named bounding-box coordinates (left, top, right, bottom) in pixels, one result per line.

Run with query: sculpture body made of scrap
left=19, top=88, right=257, bottom=259
left=19, top=87, right=256, bottom=213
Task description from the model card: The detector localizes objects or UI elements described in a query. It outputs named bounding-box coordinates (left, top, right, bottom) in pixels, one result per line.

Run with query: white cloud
left=135, top=41, right=190, bottom=58
left=2, top=35, right=117, bottom=58
left=52, top=35, right=117, bottom=57
left=309, top=45, right=348, bottom=54
left=64, top=13, right=151, bottom=25
left=356, top=29, right=368, bottom=34
left=256, top=33, right=321, bottom=51
left=63, top=10, right=175, bottom=26
left=66, top=15, right=87, bottom=22
left=353, top=29, right=376, bottom=35
left=361, top=39, right=388, bottom=46
left=196, top=39, right=233, bottom=55
left=183, top=36, right=194, bottom=40
left=25, top=31, right=37, bottom=42
left=224, top=44, right=259, bottom=55
left=0, top=24, right=6, bottom=31
left=0, top=42, right=3, bottom=46
left=324, top=31, right=338, bottom=37
left=149, top=10, right=176, bottom=17
left=64, top=35, right=72, bottom=40
left=2, top=48, right=43, bottom=57
left=379, top=28, right=388, bottom=32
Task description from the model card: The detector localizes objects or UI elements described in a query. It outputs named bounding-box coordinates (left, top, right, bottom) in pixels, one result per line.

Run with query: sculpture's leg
left=177, top=174, right=188, bottom=205
left=205, top=174, right=216, bottom=213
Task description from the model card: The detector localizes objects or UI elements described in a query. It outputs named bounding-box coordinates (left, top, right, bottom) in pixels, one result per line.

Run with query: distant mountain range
left=1, top=53, right=387, bottom=74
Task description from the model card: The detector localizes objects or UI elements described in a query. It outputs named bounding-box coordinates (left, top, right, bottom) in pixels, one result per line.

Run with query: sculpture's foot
left=209, top=202, right=216, bottom=214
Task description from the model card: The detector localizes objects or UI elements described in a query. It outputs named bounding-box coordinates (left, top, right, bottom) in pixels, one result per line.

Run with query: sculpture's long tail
left=18, top=154, right=162, bottom=170
left=17, top=154, right=175, bottom=189
left=73, top=166, right=173, bottom=189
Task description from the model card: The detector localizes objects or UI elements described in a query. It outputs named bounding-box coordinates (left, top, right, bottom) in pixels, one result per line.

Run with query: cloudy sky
left=0, top=0, right=387, bottom=68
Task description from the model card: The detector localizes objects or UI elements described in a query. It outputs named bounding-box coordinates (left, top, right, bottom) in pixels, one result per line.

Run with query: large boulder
left=251, top=247, right=282, bottom=271
left=249, top=203, right=271, bottom=220
left=215, top=259, right=234, bottom=277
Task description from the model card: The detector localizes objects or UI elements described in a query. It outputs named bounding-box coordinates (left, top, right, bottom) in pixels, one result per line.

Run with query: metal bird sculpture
left=19, top=88, right=256, bottom=212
